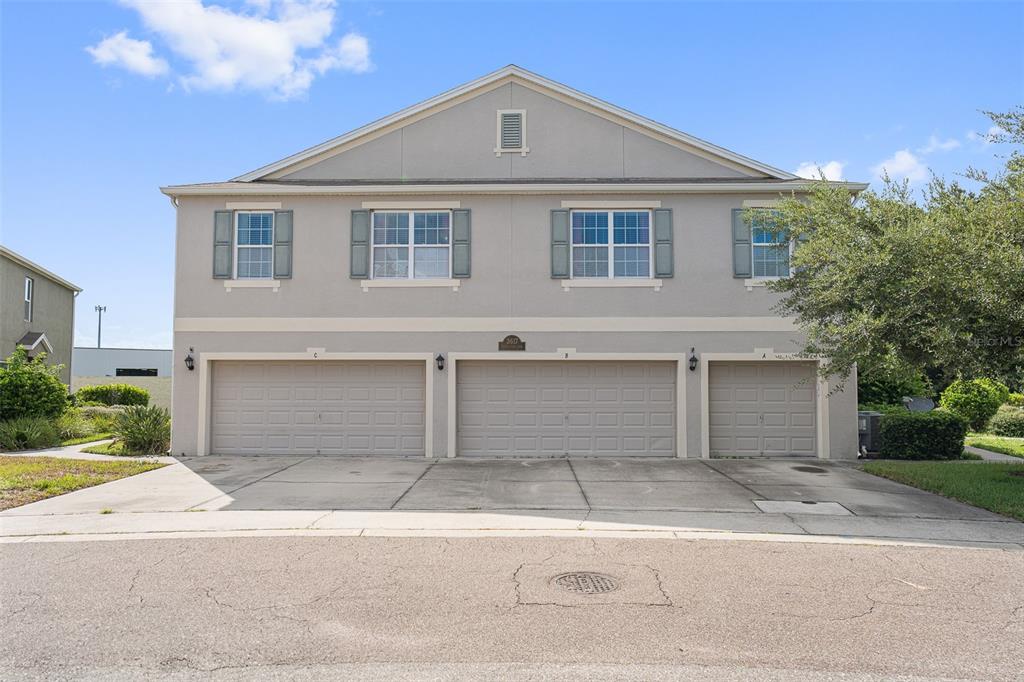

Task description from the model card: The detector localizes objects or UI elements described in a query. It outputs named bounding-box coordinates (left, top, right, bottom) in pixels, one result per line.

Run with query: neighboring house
left=163, top=65, right=866, bottom=460
left=72, top=347, right=173, bottom=377
left=0, top=245, right=81, bottom=383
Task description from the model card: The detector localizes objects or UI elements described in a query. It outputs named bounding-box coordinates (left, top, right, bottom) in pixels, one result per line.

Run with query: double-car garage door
left=457, top=361, right=677, bottom=457
left=210, top=361, right=426, bottom=456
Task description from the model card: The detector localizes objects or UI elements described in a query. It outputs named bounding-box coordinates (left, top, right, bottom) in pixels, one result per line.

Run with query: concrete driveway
left=2, top=456, right=1020, bottom=547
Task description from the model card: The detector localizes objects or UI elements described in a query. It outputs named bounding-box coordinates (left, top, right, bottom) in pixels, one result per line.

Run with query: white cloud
left=967, top=125, right=1002, bottom=146
left=793, top=161, right=845, bottom=181
left=103, top=0, right=371, bottom=99
left=870, top=149, right=929, bottom=183
left=918, top=135, right=961, bottom=154
left=85, top=31, right=169, bottom=77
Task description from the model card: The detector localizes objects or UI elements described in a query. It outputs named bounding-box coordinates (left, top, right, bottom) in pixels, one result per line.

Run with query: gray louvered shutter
left=273, top=210, right=293, bottom=279
left=550, top=209, right=570, bottom=279
left=653, top=208, right=673, bottom=278
left=451, top=209, right=471, bottom=278
left=501, top=112, right=522, bottom=149
left=213, top=210, right=233, bottom=279
left=731, top=208, right=751, bottom=279
left=350, top=210, right=370, bottom=279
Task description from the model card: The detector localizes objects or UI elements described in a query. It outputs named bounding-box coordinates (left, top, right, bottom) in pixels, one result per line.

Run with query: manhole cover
left=793, top=465, right=827, bottom=473
left=552, top=572, right=619, bottom=594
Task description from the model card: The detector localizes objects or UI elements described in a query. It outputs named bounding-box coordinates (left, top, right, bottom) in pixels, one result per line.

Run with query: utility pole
left=94, top=305, right=106, bottom=348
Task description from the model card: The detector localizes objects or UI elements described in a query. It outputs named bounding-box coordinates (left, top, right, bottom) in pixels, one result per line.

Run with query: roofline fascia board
left=230, top=65, right=797, bottom=183
left=162, top=181, right=869, bottom=197
left=0, top=246, right=83, bottom=292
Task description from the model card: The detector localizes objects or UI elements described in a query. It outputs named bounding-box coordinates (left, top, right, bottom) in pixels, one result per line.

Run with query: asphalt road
left=2, top=536, right=1022, bottom=681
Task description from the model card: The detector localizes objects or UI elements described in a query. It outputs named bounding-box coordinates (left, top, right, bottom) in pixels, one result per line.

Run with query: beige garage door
left=708, top=361, right=817, bottom=457
left=457, top=361, right=676, bottom=457
left=210, top=361, right=425, bottom=455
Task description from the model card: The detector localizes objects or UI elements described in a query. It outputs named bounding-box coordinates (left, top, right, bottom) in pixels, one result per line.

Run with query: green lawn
left=0, top=456, right=165, bottom=510
left=60, top=433, right=113, bottom=447
left=862, top=460, right=1024, bottom=521
left=966, top=434, right=1024, bottom=459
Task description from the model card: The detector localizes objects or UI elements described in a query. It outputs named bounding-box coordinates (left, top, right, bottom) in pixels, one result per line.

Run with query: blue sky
left=2, top=1, right=1022, bottom=349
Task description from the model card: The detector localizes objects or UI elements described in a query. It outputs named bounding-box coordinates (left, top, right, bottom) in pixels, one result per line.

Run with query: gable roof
left=0, top=246, right=82, bottom=292
left=232, top=65, right=798, bottom=183
left=16, top=332, right=54, bottom=354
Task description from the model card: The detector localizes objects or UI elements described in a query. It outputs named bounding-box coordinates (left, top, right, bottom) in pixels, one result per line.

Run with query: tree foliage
left=0, top=347, right=69, bottom=420
left=765, top=107, right=1024, bottom=389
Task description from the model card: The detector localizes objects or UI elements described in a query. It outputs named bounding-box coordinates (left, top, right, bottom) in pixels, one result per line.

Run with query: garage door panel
left=708, top=361, right=817, bottom=458
left=457, top=361, right=676, bottom=457
left=210, top=361, right=425, bottom=456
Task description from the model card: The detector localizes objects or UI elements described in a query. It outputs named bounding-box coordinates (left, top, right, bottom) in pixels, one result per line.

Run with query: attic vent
left=495, top=110, right=528, bottom=156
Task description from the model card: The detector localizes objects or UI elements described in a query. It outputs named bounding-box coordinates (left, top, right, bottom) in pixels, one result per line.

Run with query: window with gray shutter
left=273, top=210, right=293, bottom=279
left=731, top=208, right=752, bottom=278
left=452, top=209, right=471, bottom=278
left=350, top=209, right=370, bottom=279
left=213, top=210, right=233, bottom=279
left=550, top=209, right=570, bottom=278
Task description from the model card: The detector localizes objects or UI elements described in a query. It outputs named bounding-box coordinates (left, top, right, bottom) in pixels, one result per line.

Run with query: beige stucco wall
left=0, top=254, right=76, bottom=383
left=171, top=192, right=859, bottom=459
left=280, top=83, right=756, bottom=181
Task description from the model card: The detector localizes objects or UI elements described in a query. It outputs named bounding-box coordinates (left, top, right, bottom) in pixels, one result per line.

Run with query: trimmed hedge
left=939, top=379, right=1004, bottom=431
left=75, top=384, right=149, bottom=407
left=989, top=406, right=1024, bottom=438
left=1007, top=393, right=1024, bottom=407
left=879, top=410, right=967, bottom=460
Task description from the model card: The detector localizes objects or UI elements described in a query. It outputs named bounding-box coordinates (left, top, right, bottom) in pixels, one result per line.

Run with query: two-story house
left=163, top=66, right=865, bottom=460
left=0, top=246, right=81, bottom=383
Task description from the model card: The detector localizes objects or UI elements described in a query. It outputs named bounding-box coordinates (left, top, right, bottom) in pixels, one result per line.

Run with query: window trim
left=494, top=109, right=529, bottom=156
left=369, top=209, right=453, bottom=281
left=23, top=276, right=33, bottom=322
left=568, top=209, right=654, bottom=280
left=749, top=210, right=793, bottom=281
left=233, top=210, right=275, bottom=280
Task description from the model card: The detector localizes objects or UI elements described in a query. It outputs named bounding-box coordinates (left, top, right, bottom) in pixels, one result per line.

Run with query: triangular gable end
left=234, top=65, right=796, bottom=182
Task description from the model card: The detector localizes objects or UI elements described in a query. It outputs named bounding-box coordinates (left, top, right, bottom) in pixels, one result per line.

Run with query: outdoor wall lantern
left=184, top=347, right=195, bottom=372
left=435, top=353, right=446, bottom=371
left=688, top=347, right=698, bottom=372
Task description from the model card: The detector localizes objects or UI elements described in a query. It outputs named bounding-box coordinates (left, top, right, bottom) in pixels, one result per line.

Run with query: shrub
left=977, top=378, right=1011, bottom=405
left=75, top=384, right=149, bottom=407
left=79, top=405, right=123, bottom=433
left=0, top=416, right=61, bottom=451
left=114, top=405, right=170, bottom=455
left=879, top=410, right=967, bottom=460
left=939, top=379, right=1004, bottom=431
left=56, top=409, right=93, bottom=440
left=1006, top=392, right=1024, bottom=407
left=988, top=406, right=1024, bottom=438
left=0, top=348, right=68, bottom=420
left=858, top=368, right=931, bottom=405
left=858, top=402, right=907, bottom=415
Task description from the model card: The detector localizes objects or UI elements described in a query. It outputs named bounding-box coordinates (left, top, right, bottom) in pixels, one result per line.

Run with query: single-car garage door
left=210, top=361, right=425, bottom=455
left=708, top=361, right=817, bottom=457
left=457, top=361, right=676, bottom=457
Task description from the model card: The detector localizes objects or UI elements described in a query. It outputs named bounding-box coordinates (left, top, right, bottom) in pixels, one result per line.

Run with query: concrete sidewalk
left=1, top=455, right=1021, bottom=547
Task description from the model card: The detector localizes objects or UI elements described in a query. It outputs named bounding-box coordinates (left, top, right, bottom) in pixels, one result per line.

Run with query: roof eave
left=0, top=246, right=83, bottom=292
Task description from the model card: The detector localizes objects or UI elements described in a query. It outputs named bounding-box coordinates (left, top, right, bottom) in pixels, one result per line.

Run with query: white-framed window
left=495, top=109, right=528, bottom=155
left=570, top=210, right=652, bottom=279
left=24, top=276, right=33, bottom=322
left=750, top=211, right=791, bottom=279
left=371, top=210, right=451, bottom=279
left=235, top=212, right=274, bottom=279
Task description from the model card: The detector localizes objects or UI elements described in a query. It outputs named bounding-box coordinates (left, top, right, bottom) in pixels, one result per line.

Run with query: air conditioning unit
left=858, top=411, right=883, bottom=456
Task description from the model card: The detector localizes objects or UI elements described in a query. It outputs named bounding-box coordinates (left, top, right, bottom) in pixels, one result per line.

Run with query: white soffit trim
left=160, top=180, right=870, bottom=197
left=175, top=316, right=797, bottom=333
left=561, top=200, right=662, bottom=208
left=362, top=201, right=461, bottom=209
left=225, top=201, right=282, bottom=210
left=229, top=65, right=797, bottom=182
